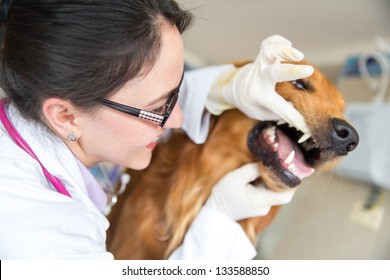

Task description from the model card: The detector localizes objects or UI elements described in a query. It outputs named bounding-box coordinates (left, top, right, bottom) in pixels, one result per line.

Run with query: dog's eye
left=291, top=79, right=310, bottom=91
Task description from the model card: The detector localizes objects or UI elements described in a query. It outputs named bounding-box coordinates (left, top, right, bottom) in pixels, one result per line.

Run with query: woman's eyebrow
left=145, top=72, right=184, bottom=106
left=145, top=87, right=177, bottom=107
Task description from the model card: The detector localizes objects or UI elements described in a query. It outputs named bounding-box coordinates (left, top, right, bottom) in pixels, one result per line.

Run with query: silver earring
left=66, top=133, right=78, bottom=143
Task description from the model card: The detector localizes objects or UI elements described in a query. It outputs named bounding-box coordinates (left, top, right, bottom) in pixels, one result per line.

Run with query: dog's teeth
left=305, top=142, right=316, bottom=151
left=301, top=140, right=316, bottom=151
left=298, top=133, right=311, bottom=143
left=266, top=126, right=276, bottom=143
left=284, top=150, right=295, bottom=164
left=273, top=143, right=279, bottom=151
left=277, top=120, right=286, bottom=126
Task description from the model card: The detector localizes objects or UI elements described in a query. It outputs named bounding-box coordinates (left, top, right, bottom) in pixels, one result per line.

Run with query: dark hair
left=0, top=0, right=193, bottom=122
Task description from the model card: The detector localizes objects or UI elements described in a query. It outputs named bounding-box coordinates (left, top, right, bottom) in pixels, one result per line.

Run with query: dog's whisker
left=319, top=170, right=337, bottom=197
left=302, top=88, right=310, bottom=95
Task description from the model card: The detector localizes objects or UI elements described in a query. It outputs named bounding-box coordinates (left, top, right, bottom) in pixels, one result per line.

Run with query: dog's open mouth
left=248, top=121, right=320, bottom=187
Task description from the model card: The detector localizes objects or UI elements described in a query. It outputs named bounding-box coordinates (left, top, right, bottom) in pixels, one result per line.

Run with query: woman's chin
left=125, top=154, right=153, bottom=170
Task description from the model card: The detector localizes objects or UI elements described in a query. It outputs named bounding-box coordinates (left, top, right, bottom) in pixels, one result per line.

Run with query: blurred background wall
left=179, top=0, right=390, bottom=80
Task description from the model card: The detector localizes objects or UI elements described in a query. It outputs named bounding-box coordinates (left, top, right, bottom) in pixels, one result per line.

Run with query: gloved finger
left=259, top=93, right=309, bottom=134
left=247, top=106, right=280, bottom=121
left=260, top=187, right=295, bottom=205
left=233, top=205, right=271, bottom=221
left=270, top=64, right=314, bottom=82
left=245, top=90, right=309, bottom=134
left=252, top=206, right=271, bottom=217
left=261, top=35, right=292, bottom=46
left=277, top=47, right=304, bottom=62
left=229, top=162, right=260, bottom=183
left=263, top=46, right=304, bottom=63
left=247, top=184, right=295, bottom=206
left=260, top=35, right=303, bottom=63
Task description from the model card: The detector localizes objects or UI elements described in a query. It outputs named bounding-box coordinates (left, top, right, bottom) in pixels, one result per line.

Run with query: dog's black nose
left=331, top=118, right=359, bottom=155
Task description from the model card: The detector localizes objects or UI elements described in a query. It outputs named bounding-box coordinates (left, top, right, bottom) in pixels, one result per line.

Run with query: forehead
left=142, top=22, right=185, bottom=89
left=111, top=23, right=184, bottom=106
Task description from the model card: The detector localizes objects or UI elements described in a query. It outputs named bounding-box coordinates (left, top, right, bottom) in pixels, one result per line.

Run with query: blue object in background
left=90, top=163, right=123, bottom=191
left=342, top=54, right=390, bottom=77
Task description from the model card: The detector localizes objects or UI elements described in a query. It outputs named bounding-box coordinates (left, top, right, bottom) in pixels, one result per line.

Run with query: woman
left=0, top=0, right=313, bottom=259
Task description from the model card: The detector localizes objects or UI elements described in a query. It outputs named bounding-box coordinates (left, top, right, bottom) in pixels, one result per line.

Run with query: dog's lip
left=248, top=121, right=315, bottom=187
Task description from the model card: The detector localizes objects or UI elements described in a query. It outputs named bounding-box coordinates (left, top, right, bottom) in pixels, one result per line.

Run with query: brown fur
left=107, top=61, right=355, bottom=259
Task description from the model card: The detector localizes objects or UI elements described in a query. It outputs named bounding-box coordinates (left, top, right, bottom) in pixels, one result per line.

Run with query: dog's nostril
left=347, top=143, right=357, bottom=152
left=331, top=118, right=359, bottom=155
left=337, top=128, right=348, bottom=139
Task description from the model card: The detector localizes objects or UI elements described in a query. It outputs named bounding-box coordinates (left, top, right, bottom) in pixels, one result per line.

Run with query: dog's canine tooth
left=284, top=150, right=295, bottom=164
left=273, top=143, right=279, bottom=151
left=298, top=133, right=311, bottom=143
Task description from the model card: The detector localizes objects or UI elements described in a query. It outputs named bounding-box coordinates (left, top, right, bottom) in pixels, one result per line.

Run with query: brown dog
left=107, top=61, right=359, bottom=259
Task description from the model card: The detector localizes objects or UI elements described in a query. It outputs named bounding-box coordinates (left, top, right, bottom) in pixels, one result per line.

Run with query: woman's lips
left=146, top=137, right=160, bottom=150
left=146, top=141, right=157, bottom=150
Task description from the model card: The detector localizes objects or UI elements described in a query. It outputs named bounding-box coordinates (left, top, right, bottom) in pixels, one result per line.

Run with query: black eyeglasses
left=98, top=73, right=184, bottom=127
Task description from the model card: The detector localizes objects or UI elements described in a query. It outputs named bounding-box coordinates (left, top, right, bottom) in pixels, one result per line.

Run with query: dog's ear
left=232, top=60, right=253, bottom=68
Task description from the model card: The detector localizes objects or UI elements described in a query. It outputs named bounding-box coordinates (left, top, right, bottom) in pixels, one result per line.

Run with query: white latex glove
left=205, top=163, right=294, bottom=221
left=206, top=34, right=314, bottom=136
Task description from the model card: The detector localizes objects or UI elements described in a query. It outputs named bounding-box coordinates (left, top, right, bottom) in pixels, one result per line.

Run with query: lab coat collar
left=5, top=103, right=107, bottom=219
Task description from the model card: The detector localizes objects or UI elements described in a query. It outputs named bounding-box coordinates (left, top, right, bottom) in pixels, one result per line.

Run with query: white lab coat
left=0, top=65, right=256, bottom=260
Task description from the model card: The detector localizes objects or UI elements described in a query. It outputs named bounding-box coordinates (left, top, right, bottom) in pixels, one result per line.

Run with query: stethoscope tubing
left=0, top=99, right=71, bottom=197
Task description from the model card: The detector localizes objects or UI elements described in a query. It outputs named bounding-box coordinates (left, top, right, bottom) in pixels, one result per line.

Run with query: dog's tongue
left=276, top=129, right=314, bottom=179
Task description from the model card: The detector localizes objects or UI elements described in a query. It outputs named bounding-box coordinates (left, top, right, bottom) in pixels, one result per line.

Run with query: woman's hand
left=206, top=34, right=314, bottom=137
left=205, top=163, right=294, bottom=221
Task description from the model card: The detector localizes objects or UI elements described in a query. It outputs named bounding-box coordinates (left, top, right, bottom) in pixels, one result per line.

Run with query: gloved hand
left=206, top=34, right=314, bottom=136
left=205, top=163, right=295, bottom=221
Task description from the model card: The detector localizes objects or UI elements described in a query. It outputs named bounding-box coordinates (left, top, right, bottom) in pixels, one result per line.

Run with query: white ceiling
left=179, top=0, right=390, bottom=68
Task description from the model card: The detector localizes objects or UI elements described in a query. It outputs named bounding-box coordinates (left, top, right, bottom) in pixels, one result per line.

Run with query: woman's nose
left=164, top=103, right=183, bottom=129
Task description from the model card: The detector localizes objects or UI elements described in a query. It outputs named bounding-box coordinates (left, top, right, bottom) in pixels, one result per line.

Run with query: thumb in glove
left=205, top=163, right=294, bottom=221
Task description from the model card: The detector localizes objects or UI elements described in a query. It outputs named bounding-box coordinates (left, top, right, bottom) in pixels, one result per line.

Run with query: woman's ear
left=42, top=98, right=82, bottom=141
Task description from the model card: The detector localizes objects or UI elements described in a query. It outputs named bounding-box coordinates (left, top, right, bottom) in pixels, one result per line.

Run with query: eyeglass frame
left=98, top=72, right=184, bottom=127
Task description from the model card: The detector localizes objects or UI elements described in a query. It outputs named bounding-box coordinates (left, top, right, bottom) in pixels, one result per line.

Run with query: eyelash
left=150, top=88, right=178, bottom=114
left=151, top=104, right=167, bottom=114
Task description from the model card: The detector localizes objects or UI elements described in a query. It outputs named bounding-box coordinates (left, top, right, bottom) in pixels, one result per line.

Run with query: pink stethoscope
left=0, top=99, right=71, bottom=197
